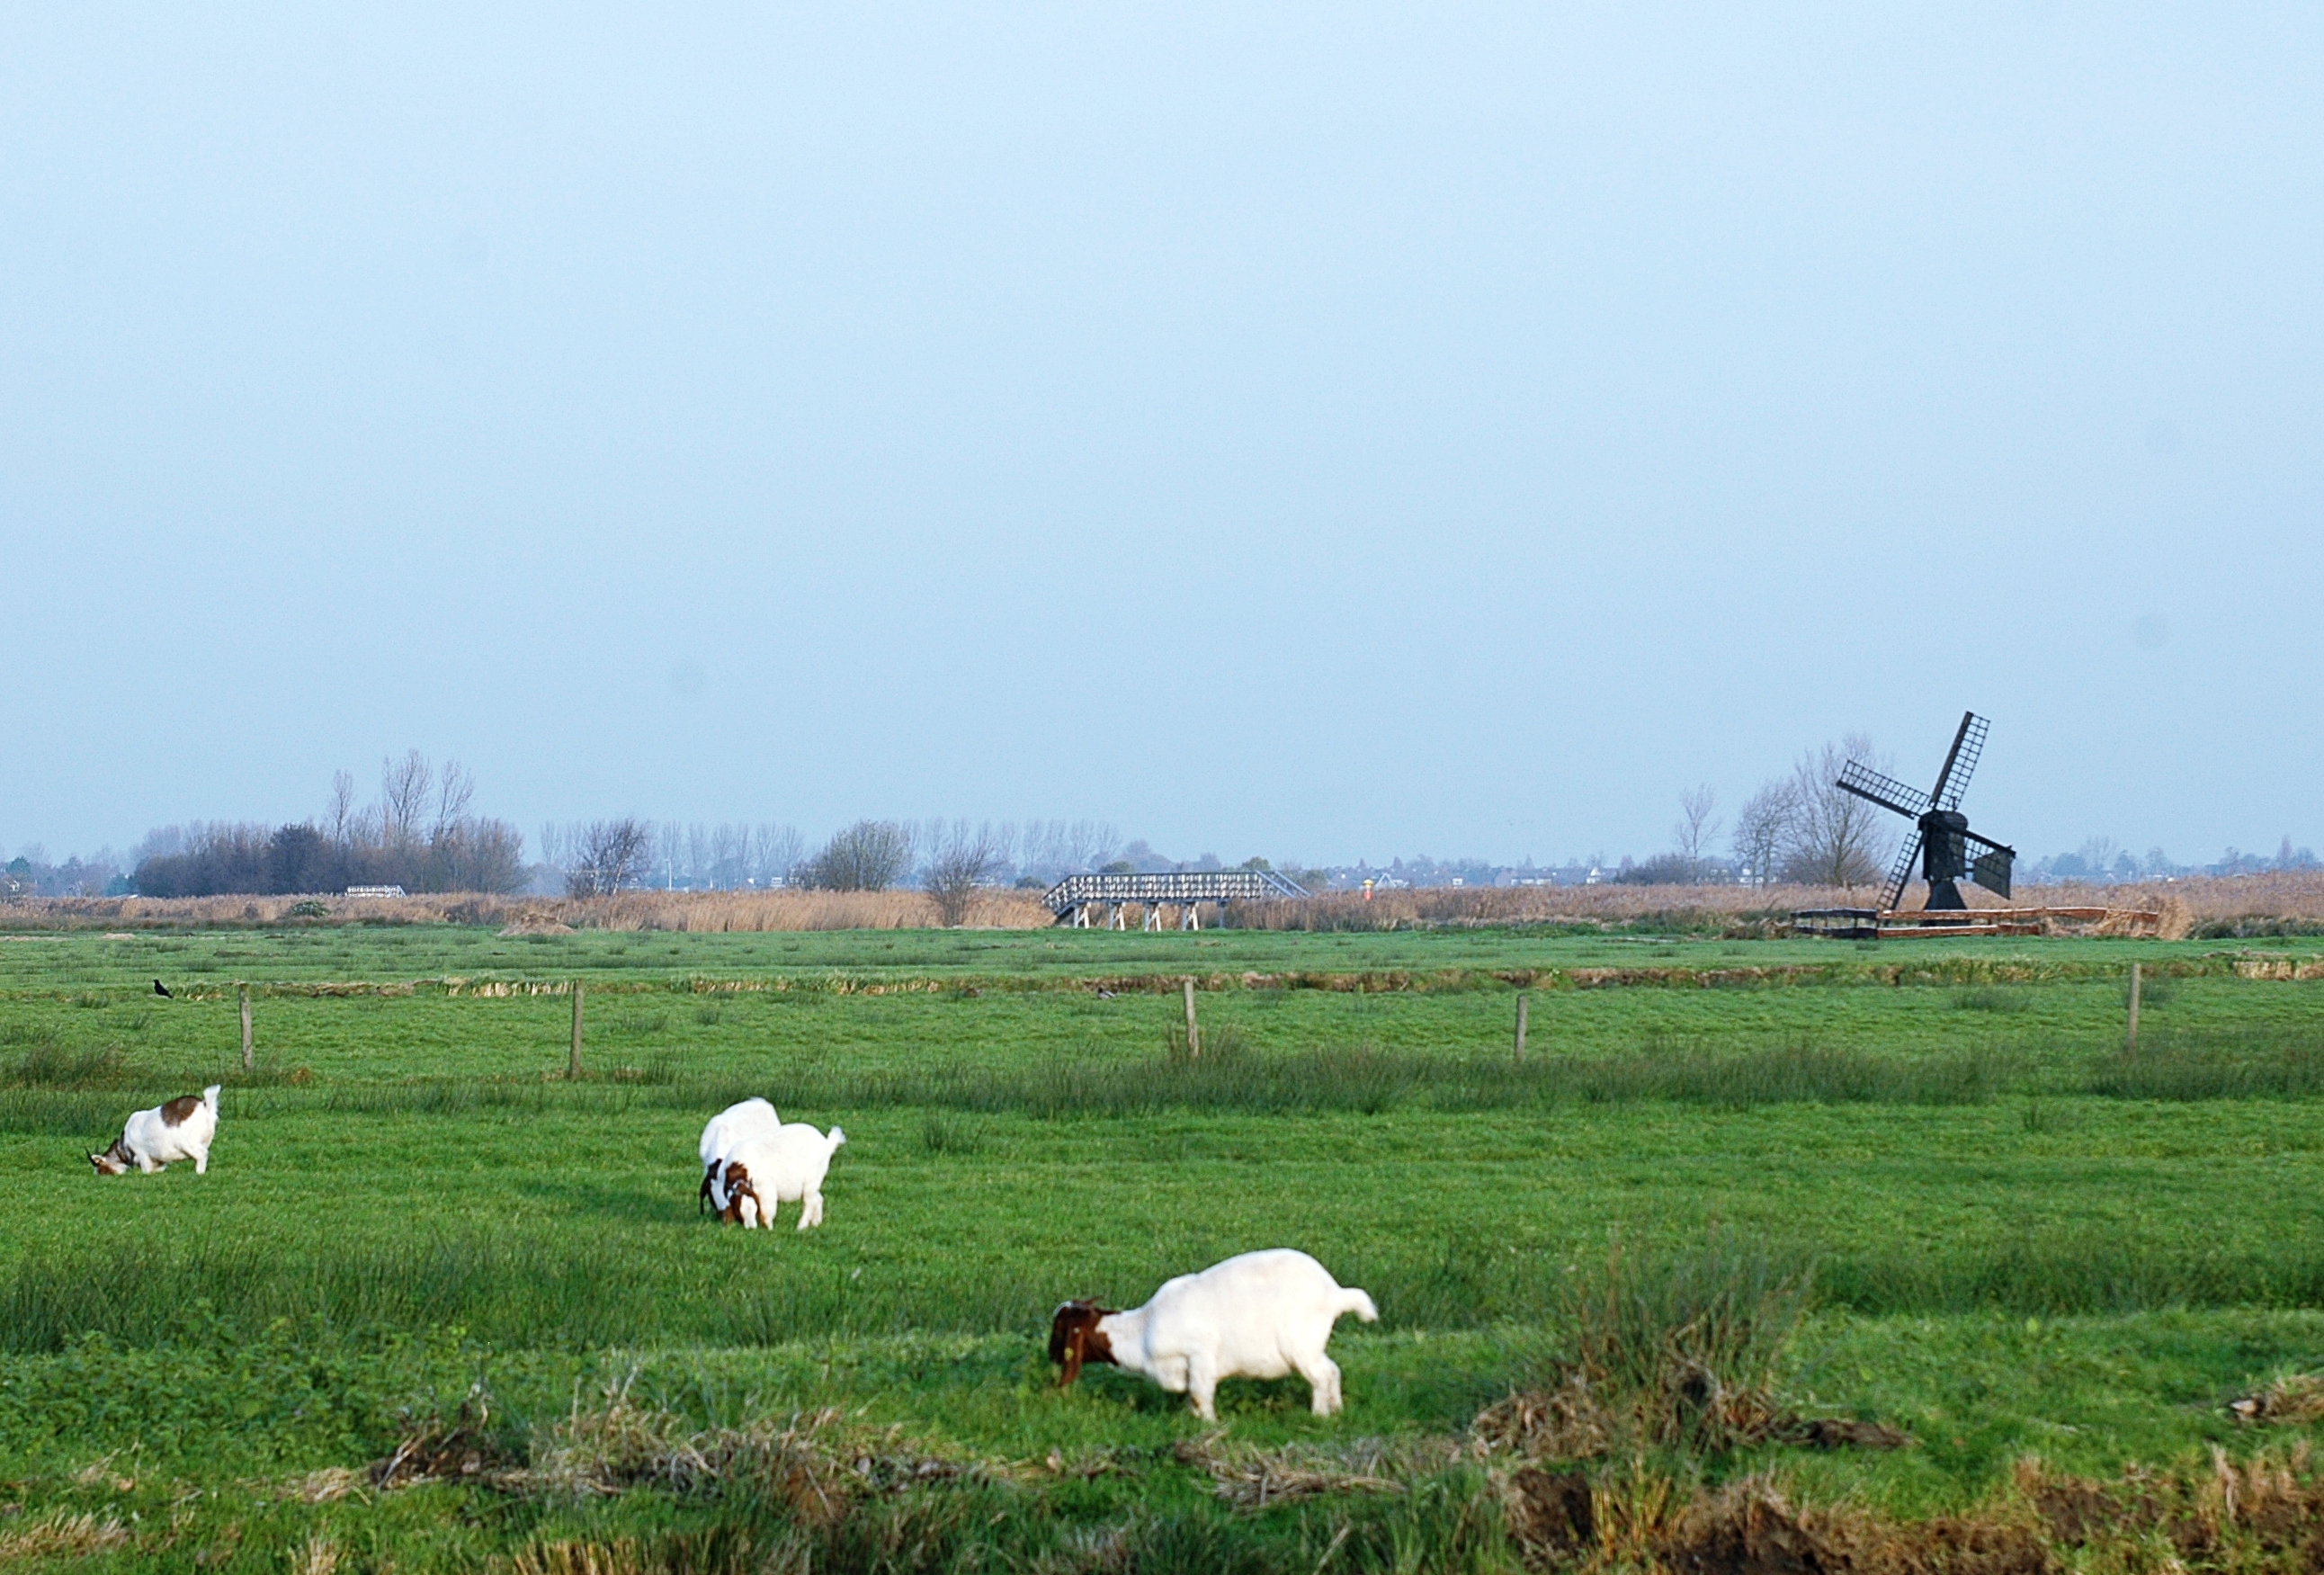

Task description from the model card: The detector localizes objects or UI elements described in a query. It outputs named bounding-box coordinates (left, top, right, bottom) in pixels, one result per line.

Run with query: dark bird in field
left=153, top=980, right=172, bottom=998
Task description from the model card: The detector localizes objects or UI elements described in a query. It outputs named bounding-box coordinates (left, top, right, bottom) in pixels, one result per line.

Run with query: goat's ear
left=1050, top=1302, right=1093, bottom=1386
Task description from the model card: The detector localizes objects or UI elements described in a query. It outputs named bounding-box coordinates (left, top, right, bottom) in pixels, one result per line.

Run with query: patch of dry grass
left=0, top=1509, right=132, bottom=1561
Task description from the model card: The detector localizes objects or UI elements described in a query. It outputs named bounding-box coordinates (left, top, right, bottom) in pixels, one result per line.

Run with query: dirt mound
left=1658, top=1479, right=2050, bottom=1575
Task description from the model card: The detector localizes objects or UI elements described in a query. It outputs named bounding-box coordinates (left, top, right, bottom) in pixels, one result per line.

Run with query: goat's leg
left=1295, top=1353, right=1344, bottom=1415
left=1185, top=1355, right=1220, bottom=1421
left=193, top=1150, right=208, bottom=1175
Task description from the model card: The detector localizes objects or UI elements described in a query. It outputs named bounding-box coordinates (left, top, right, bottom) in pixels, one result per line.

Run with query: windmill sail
left=1931, top=712, right=1989, bottom=811
left=1837, top=762, right=1930, bottom=820
left=1880, top=832, right=1923, bottom=914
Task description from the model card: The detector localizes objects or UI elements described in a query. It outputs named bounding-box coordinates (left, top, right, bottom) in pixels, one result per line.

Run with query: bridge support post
left=1110, top=904, right=1126, bottom=930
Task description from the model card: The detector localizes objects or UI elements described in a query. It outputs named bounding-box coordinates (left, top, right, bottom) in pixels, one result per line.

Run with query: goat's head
left=1048, top=1300, right=1117, bottom=1386
left=717, top=1161, right=760, bottom=1226
left=88, top=1141, right=131, bottom=1176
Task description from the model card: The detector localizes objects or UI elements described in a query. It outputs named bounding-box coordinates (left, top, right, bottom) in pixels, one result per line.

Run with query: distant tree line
left=132, top=751, right=525, bottom=897
left=533, top=817, right=1128, bottom=899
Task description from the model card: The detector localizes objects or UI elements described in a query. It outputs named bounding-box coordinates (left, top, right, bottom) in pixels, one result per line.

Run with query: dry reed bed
left=1231, top=874, right=2324, bottom=933
left=0, top=889, right=1053, bottom=933
left=4, top=873, right=2323, bottom=934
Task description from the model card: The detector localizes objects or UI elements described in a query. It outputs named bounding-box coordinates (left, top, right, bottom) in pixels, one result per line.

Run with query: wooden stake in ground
left=570, top=980, right=585, bottom=1078
left=238, top=984, right=253, bottom=1073
left=1514, top=992, right=1528, bottom=1065
left=2127, top=961, right=2141, bottom=1053
left=1183, top=978, right=1201, bottom=1059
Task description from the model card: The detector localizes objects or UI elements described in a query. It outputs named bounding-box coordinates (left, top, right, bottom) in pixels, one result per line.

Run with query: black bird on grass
left=153, top=980, right=171, bottom=998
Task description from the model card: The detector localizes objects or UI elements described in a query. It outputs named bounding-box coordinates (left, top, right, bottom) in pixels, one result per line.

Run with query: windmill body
left=1837, top=712, right=2018, bottom=915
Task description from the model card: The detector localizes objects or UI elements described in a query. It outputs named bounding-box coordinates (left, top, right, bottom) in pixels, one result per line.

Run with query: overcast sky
left=4, top=4, right=2318, bottom=869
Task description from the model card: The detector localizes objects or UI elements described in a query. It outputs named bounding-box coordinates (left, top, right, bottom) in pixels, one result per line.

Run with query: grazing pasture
left=3, top=923, right=2324, bottom=1571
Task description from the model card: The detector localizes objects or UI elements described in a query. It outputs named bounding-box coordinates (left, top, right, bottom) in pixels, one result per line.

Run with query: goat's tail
left=827, top=1126, right=847, bottom=1150
left=1336, top=1287, right=1379, bottom=1323
left=201, top=1085, right=222, bottom=1112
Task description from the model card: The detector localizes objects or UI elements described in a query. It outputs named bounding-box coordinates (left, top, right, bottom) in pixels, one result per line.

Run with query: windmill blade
left=1881, top=830, right=1923, bottom=914
left=1930, top=711, right=1989, bottom=811
left=1837, top=761, right=1930, bottom=820
left=1960, top=828, right=2016, bottom=898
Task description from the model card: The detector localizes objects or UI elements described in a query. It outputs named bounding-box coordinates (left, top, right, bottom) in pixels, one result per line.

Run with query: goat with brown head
left=1048, top=1300, right=1118, bottom=1385
left=716, top=1160, right=762, bottom=1226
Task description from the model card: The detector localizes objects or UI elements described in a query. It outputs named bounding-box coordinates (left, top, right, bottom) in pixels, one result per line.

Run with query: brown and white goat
left=90, top=1086, right=221, bottom=1176
left=1050, top=1248, right=1376, bottom=1418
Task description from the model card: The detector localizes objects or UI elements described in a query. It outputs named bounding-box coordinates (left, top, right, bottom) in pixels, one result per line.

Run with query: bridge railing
left=1043, top=870, right=1309, bottom=915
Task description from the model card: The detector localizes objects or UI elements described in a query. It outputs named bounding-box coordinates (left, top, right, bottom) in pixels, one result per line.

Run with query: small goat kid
left=714, top=1123, right=846, bottom=1230
left=1050, top=1248, right=1377, bottom=1419
left=697, top=1097, right=779, bottom=1214
left=90, top=1086, right=222, bottom=1176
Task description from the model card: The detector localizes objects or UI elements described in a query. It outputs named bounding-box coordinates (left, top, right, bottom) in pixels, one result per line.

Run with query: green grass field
left=4, top=924, right=2324, bottom=1571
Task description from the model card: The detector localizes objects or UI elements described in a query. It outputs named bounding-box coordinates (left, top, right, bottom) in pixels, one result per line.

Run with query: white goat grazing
left=90, top=1086, right=222, bottom=1176
left=1049, top=1248, right=1377, bottom=1419
left=715, top=1122, right=847, bottom=1230
left=697, top=1097, right=780, bottom=1214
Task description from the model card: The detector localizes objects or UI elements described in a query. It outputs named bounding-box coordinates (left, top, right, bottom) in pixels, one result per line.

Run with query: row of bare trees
left=134, top=752, right=526, bottom=897
left=530, top=817, right=1124, bottom=908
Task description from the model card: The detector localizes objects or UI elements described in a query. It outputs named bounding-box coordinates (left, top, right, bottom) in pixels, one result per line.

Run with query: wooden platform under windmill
left=1792, top=904, right=2165, bottom=939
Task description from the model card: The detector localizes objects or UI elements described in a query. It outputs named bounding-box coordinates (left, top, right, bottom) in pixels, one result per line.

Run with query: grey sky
left=4, top=4, right=2318, bottom=869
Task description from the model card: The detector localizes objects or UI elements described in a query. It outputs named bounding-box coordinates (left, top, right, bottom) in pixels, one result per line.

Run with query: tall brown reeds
left=7, top=872, right=2323, bottom=935
left=0, top=889, right=1053, bottom=933
left=1228, top=873, right=2324, bottom=935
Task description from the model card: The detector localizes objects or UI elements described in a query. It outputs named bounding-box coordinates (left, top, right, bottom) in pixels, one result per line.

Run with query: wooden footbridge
left=1044, top=869, right=1309, bottom=929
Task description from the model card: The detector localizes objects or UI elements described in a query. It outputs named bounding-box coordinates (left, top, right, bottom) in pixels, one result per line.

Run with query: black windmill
left=1836, top=711, right=2017, bottom=913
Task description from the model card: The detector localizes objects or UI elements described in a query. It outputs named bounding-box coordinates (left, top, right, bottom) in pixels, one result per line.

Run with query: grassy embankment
left=3, top=925, right=2324, bottom=1571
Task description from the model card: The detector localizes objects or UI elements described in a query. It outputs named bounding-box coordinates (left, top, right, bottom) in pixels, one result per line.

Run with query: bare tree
left=1065, top=819, right=1120, bottom=874
left=326, top=771, right=357, bottom=848
left=753, top=824, right=804, bottom=886
left=568, top=818, right=653, bottom=897
left=1673, top=785, right=1721, bottom=881
left=1731, top=781, right=1794, bottom=888
left=1781, top=734, right=1895, bottom=890
left=922, top=819, right=1004, bottom=926
left=380, top=750, right=433, bottom=848
left=712, top=823, right=748, bottom=889
left=800, top=819, right=913, bottom=891
left=432, top=760, right=475, bottom=843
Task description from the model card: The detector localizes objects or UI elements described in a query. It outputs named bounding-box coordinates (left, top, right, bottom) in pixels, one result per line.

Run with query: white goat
left=90, top=1086, right=222, bottom=1176
left=715, top=1122, right=847, bottom=1230
left=697, top=1097, right=779, bottom=1214
left=1049, top=1248, right=1377, bottom=1419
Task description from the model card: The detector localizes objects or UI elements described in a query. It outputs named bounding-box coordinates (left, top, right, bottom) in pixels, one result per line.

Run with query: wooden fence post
left=239, top=984, right=253, bottom=1073
left=1183, top=978, right=1200, bottom=1059
left=1515, top=992, right=1529, bottom=1065
left=570, top=981, right=585, bottom=1078
left=2127, top=962, right=2141, bottom=1053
